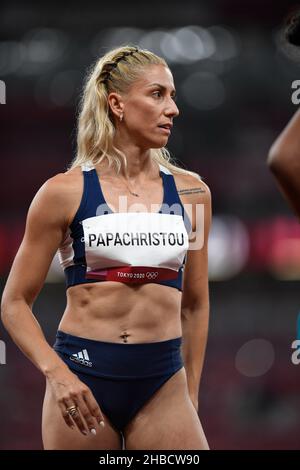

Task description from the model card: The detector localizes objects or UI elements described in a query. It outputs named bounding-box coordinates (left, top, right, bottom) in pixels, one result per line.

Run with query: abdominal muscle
left=58, top=281, right=183, bottom=344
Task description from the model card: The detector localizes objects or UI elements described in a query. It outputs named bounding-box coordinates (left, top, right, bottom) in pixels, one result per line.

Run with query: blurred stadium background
left=0, top=0, right=300, bottom=450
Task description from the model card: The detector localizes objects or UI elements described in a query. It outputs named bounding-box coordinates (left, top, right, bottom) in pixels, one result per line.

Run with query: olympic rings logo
left=146, top=271, right=158, bottom=279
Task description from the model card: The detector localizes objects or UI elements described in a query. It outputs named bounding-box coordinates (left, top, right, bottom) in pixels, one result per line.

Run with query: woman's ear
left=107, top=92, right=124, bottom=120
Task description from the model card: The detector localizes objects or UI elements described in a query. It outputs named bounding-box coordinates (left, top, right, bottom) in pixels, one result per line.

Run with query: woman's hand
left=46, top=365, right=105, bottom=436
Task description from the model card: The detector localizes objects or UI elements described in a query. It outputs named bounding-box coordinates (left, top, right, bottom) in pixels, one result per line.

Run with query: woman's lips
left=158, top=126, right=171, bottom=135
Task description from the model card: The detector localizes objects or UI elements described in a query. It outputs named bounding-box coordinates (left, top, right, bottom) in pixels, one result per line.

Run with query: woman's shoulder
left=171, top=169, right=211, bottom=201
left=169, top=169, right=211, bottom=233
left=33, top=166, right=84, bottom=227
left=44, top=165, right=83, bottom=194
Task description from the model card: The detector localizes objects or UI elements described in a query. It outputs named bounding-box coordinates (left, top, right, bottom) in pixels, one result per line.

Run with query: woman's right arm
left=1, top=174, right=105, bottom=434
left=267, top=108, right=300, bottom=220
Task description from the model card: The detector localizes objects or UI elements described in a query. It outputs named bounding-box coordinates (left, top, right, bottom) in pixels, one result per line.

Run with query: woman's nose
left=166, top=100, right=179, bottom=118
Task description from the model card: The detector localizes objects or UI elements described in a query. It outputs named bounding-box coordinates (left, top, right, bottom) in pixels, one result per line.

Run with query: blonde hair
left=68, top=44, right=200, bottom=179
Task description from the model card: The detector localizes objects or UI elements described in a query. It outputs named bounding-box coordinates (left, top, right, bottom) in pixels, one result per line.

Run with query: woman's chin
left=140, top=135, right=169, bottom=149
left=150, top=137, right=169, bottom=148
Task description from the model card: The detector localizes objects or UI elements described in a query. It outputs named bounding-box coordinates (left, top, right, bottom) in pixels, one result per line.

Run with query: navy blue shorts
left=53, top=330, right=184, bottom=433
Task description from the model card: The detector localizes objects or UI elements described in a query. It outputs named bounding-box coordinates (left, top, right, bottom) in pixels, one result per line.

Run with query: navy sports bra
left=58, top=162, right=192, bottom=291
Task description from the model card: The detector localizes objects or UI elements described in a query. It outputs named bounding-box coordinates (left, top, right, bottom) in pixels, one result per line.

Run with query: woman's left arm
left=180, top=178, right=212, bottom=412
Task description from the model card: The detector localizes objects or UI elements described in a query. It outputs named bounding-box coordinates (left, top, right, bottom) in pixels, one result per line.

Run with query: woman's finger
left=58, top=401, right=75, bottom=430
left=64, top=399, right=88, bottom=436
left=75, top=395, right=100, bottom=435
left=83, top=389, right=105, bottom=427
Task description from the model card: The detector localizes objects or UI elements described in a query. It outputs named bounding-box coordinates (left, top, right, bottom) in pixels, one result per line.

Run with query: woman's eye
left=153, top=91, right=177, bottom=101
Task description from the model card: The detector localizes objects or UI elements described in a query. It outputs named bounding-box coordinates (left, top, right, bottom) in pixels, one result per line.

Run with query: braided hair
left=68, top=44, right=201, bottom=182
left=98, top=47, right=140, bottom=86
left=69, top=44, right=169, bottom=174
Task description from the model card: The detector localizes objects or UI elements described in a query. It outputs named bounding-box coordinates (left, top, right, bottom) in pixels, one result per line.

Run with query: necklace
left=94, top=165, right=141, bottom=197
left=127, top=188, right=140, bottom=197
left=122, top=179, right=140, bottom=197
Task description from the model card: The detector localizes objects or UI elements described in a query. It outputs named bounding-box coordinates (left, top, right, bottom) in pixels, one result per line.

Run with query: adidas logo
left=70, top=349, right=92, bottom=367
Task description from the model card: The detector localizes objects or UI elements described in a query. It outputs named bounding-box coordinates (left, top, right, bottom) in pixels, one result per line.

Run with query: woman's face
left=111, top=64, right=179, bottom=148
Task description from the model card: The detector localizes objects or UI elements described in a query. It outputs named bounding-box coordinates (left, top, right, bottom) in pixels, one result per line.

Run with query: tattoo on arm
left=178, top=187, right=206, bottom=195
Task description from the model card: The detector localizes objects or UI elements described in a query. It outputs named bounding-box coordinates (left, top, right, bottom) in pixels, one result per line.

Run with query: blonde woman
left=1, top=45, right=211, bottom=450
